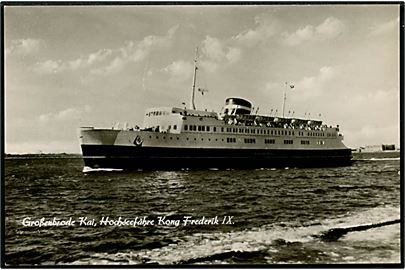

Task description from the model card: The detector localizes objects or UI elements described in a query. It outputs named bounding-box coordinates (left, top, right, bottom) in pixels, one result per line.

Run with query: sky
left=4, top=4, right=401, bottom=153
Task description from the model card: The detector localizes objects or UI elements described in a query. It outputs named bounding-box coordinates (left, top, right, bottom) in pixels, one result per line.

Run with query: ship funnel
left=221, top=97, right=252, bottom=116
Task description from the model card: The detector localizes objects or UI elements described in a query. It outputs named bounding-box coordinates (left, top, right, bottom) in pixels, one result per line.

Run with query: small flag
left=198, top=88, right=208, bottom=95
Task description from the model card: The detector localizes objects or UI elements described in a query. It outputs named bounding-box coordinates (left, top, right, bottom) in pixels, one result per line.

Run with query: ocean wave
left=82, top=166, right=124, bottom=173
left=67, top=206, right=400, bottom=265
left=356, top=157, right=400, bottom=161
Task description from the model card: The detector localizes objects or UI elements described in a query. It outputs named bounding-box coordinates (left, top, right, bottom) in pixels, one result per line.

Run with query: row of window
left=225, top=127, right=296, bottom=136
left=149, top=135, right=221, bottom=142
left=183, top=124, right=331, bottom=137
left=146, top=111, right=170, bottom=117
left=185, top=125, right=214, bottom=132
left=264, top=139, right=275, bottom=144
left=244, top=138, right=256, bottom=144
left=308, top=132, right=325, bottom=137
left=148, top=135, right=325, bottom=145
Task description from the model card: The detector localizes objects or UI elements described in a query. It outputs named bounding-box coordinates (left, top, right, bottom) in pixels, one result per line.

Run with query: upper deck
left=81, top=96, right=346, bottom=150
left=136, top=101, right=343, bottom=146
left=142, top=106, right=218, bottom=133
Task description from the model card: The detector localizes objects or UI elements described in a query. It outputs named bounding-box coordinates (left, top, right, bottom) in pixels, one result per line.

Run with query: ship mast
left=282, top=82, right=287, bottom=118
left=190, top=47, right=199, bottom=110
left=282, top=82, right=294, bottom=118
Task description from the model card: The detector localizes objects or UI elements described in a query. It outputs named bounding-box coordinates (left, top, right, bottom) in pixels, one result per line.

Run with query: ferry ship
left=78, top=51, right=353, bottom=171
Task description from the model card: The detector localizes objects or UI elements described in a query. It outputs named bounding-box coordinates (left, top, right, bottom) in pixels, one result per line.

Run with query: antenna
left=190, top=47, right=199, bottom=110
left=282, top=82, right=287, bottom=118
left=282, top=82, right=294, bottom=118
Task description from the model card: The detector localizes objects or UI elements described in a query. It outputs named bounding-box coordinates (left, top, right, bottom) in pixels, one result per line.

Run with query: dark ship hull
left=81, top=144, right=353, bottom=171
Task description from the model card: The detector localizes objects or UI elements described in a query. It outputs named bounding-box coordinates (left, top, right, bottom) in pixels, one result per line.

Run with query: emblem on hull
left=133, top=135, right=143, bottom=146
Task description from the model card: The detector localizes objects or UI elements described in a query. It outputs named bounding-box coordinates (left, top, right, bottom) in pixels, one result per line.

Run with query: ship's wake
left=65, top=206, right=400, bottom=265
left=356, top=157, right=400, bottom=161
left=82, top=166, right=124, bottom=173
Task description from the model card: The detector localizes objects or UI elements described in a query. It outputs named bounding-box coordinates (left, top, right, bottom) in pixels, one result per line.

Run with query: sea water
left=4, top=152, right=401, bottom=265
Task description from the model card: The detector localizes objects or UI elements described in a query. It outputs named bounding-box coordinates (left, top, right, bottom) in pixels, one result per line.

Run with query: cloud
left=295, top=66, right=337, bottom=95
left=90, top=25, right=179, bottom=75
left=261, top=66, right=339, bottom=111
left=34, top=49, right=113, bottom=74
left=231, top=15, right=344, bottom=48
left=344, top=87, right=399, bottom=123
left=202, top=36, right=226, bottom=61
left=369, top=17, right=399, bottom=36
left=162, top=60, right=193, bottom=81
left=34, top=59, right=62, bottom=74
left=346, top=123, right=399, bottom=149
left=282, top=25, right=315, bottom=46
left=281, top=17, right=344, bottom=46
left=232, top=15, right=279, bottom=47
left=68, top=49, right=113, bottom=70
left=200, top=36, right=242, bottom=71
left=38, top=105, right=92, bottom=123
left=225, top=47, right=242, bottom=64
left=91, top=56, right=125, bottom=75
left=6, top=39, right=44, bottom=55
left=34, top=25, right=179, bottom=75
left=315, top=17, right=345, bottom=39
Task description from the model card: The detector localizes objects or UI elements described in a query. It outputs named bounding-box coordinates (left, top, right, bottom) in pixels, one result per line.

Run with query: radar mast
left=190, top=47, right=199, bottom=110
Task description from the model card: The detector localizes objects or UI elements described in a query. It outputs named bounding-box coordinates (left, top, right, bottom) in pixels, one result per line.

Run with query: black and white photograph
left=2, top=2, right=402, bottom=266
